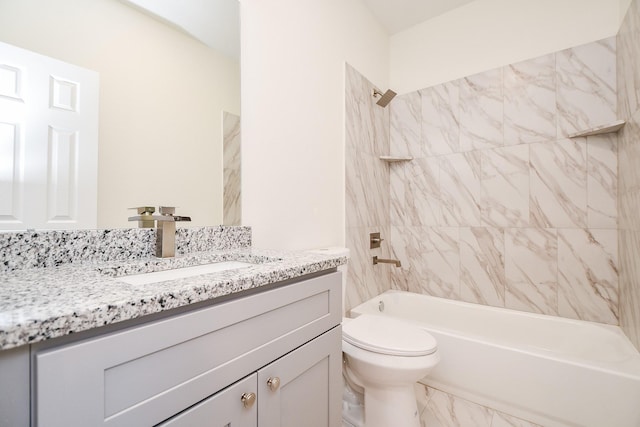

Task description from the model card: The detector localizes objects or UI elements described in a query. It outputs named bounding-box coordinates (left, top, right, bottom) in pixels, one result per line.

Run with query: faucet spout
left=155, top=206, right=191, bottom=258
left=128, top=206, right=191, bottom=257
left=372, top=256, right=401, bottom=267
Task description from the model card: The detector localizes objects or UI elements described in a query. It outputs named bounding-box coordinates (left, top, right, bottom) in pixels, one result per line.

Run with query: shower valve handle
left=370, top=232, right=384, bottom=249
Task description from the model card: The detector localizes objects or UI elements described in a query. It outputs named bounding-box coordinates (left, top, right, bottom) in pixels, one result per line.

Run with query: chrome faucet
left=128, top=206, right=191, bottom=258
left=372, top=256, right=401, bottom=267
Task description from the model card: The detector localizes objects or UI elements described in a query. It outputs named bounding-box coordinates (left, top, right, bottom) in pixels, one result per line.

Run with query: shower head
left=372, top=88, right=397, bottom=107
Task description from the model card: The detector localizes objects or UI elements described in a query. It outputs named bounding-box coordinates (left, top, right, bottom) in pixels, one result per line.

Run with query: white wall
left=240, top=0, right=389, bottom=250
left=0, top=0, right=240, bottom=228
left=390, top=0, right=631, bottom=94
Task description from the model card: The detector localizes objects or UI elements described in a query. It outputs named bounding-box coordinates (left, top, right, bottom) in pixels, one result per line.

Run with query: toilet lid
left=343, top=314, right=437, bottom=356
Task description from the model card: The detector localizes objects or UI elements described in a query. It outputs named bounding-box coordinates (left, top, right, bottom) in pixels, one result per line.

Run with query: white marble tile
left=421, top=80, right=460, bottom=156
left=405, top=158, right=441, bottom=226
left=558, top=228, right=618, bottom=324
left=390, top=91, right=422, bottom=157
left=481, top=144, right=530, bottom=227
left=460, top=69, right=503, bottom=151
left=415, top=383, right=431, bottom=425
left=505, top=228, right=558, bottom=315
left=617, top=27, right=640, bottom=345
left=557, top=37, right=617, bottom=137
left=460, top=227, right=506, bottom=307
left=345, top=148, right=390, bottom=228
left=618, top=108, right=640, bottom=196
left=390, top=225, right=410, bottom=291
left=491, top=412, right=543, bottom=427
left=504, top=54, right=556, bottom=145
left=346, top=99, right=389, bottom=156
left=530, top=138, right=587, bottom=228
left=390, top=162, right=406, bottom=226
left=345, top=225, right=392, bottom=314
left=440, top=152, right=482, bottom=226
left=345, top=63, right=369, bottom=104
left=627, top=189, right=640, bottom=233
left=617, top=0, right=640, bottom=120
left=619, top=229, right=640, bottom=349
left=345, top=64, right=390, bottom=156
left=587, top=134, right=617, bottom=228
left=222, top=112, right=241, bottom=226
left=392, top=226, right=460, bottom=299
left=422, top=387, right=493, bottom=427
left=618, top=190, right=637, bottom=232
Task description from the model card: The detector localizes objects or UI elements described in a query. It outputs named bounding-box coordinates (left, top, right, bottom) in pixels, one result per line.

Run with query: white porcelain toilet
left=342, top=313, right=439, bottom=427
left=308, top=247, right=440, bottom=427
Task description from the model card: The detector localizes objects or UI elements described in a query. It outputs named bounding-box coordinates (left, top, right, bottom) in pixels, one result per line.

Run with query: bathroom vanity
left=0, top=227, right=346, bottom=427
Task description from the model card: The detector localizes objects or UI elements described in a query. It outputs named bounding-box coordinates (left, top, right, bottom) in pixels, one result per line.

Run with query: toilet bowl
left=342, top=314, right=439, bottom=427
left=307, top=247, right=440, bottom=427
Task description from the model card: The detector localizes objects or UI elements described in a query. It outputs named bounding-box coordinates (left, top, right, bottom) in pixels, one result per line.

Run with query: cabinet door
left=257, top=326, right=342, bottom=427
left=158, top=374, right=257, bottom=427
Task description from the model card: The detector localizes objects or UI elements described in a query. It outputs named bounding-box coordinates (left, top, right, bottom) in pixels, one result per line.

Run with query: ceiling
left=120, top=0, right=240, bottom=59
left=121, top=0, right=478, bottom=58
left=363, top=0, right=477, bottom=34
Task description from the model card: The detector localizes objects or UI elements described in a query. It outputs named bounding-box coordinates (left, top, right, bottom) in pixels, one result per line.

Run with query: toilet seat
left=343, top=314, right=437, bottom=357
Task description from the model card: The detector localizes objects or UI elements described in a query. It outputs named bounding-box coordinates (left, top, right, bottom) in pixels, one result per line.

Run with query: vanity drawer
left=34, top=271, right=341, bottom=427
left=157, top=374, right=258, bottom=427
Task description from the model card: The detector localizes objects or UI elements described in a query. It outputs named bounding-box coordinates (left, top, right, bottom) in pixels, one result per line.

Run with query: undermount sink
left=118, top=261, right=254, bottom=285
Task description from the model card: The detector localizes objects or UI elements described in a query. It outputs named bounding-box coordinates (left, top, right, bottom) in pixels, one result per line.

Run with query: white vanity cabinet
left=32, top=271, right=342, bottom=427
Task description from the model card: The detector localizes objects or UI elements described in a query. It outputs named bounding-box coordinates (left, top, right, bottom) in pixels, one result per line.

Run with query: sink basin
left=118, top=261, right=254, bottom=285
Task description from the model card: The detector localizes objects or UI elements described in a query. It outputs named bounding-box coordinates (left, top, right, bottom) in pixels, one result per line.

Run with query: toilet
left=308, top=248, right=440, bottom=427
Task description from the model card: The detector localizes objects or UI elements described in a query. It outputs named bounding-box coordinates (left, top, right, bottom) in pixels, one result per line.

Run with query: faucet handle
left=129, top=206, right=155, bottom=215
left=128, top=206, right=156, bottom=228
left=158, top=206, right=176, bottom=216
left=370, top=232, right=384, bottom=249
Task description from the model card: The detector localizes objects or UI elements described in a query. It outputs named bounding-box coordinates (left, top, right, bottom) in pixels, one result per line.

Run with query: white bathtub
left=350, top=290, right=640, bottom=427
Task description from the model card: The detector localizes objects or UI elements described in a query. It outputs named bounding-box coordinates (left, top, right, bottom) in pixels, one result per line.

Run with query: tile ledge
left=379, top=155, right=414, bottom=162
left=568, top=120, right=626, bottom=138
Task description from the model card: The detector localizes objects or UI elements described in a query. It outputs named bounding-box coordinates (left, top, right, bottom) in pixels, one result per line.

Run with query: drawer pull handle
left=241, top=392, right=256, bottom=408
left=267, top=377, right=281, bottom=391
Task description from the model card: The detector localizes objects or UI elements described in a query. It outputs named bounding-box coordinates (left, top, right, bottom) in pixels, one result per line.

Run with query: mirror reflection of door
left=0, top=41, right=99, bottom=230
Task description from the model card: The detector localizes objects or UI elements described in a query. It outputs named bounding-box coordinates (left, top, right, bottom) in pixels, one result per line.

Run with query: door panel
left=0, top=41, right=98, bottom=230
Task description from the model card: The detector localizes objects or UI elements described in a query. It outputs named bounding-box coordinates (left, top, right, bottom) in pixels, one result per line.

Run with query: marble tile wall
left=345, top=63, right=393, bottom=313
left=389, top=37, right=620, bottom=324
left=223, top=112, right=242, bottom=226
left=618, top=0, right=640, bottom=349
left=416, top=385, right=543, bottom=427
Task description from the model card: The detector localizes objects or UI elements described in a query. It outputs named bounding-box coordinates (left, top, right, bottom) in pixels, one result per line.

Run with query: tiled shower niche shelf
left=379, top=155, right=414, bottom=162
left=568, top=120, right=626, bottom=138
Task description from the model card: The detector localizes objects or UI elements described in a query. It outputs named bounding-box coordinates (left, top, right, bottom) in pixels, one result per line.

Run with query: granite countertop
left=0, top=248, right=346, bottom=351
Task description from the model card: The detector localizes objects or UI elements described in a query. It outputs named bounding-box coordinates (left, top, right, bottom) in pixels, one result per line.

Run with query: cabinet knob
left=267, top=376, right=281, bottom=391
left=241, top=392, right=256, bottom=408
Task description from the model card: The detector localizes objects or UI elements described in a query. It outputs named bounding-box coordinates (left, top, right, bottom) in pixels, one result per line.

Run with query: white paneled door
left=0, top=41, right=98, bottom=230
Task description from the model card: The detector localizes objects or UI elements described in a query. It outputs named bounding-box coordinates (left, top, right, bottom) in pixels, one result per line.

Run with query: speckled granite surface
left=0, top=248, right=346, bottom=350
left=0, top=226, right=252, bottom=273
left=0, top=226, right=345, bottom=350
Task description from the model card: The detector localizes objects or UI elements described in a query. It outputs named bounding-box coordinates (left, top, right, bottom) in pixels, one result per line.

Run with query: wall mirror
left=0, top=0, right=241, bottom=230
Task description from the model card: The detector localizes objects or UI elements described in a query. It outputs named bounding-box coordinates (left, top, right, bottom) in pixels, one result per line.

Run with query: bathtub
left=350, top=290, right=640, bottom=427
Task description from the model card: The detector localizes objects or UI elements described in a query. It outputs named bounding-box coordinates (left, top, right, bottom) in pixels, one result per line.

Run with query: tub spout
left=373, top=256, right=401, bottom=267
